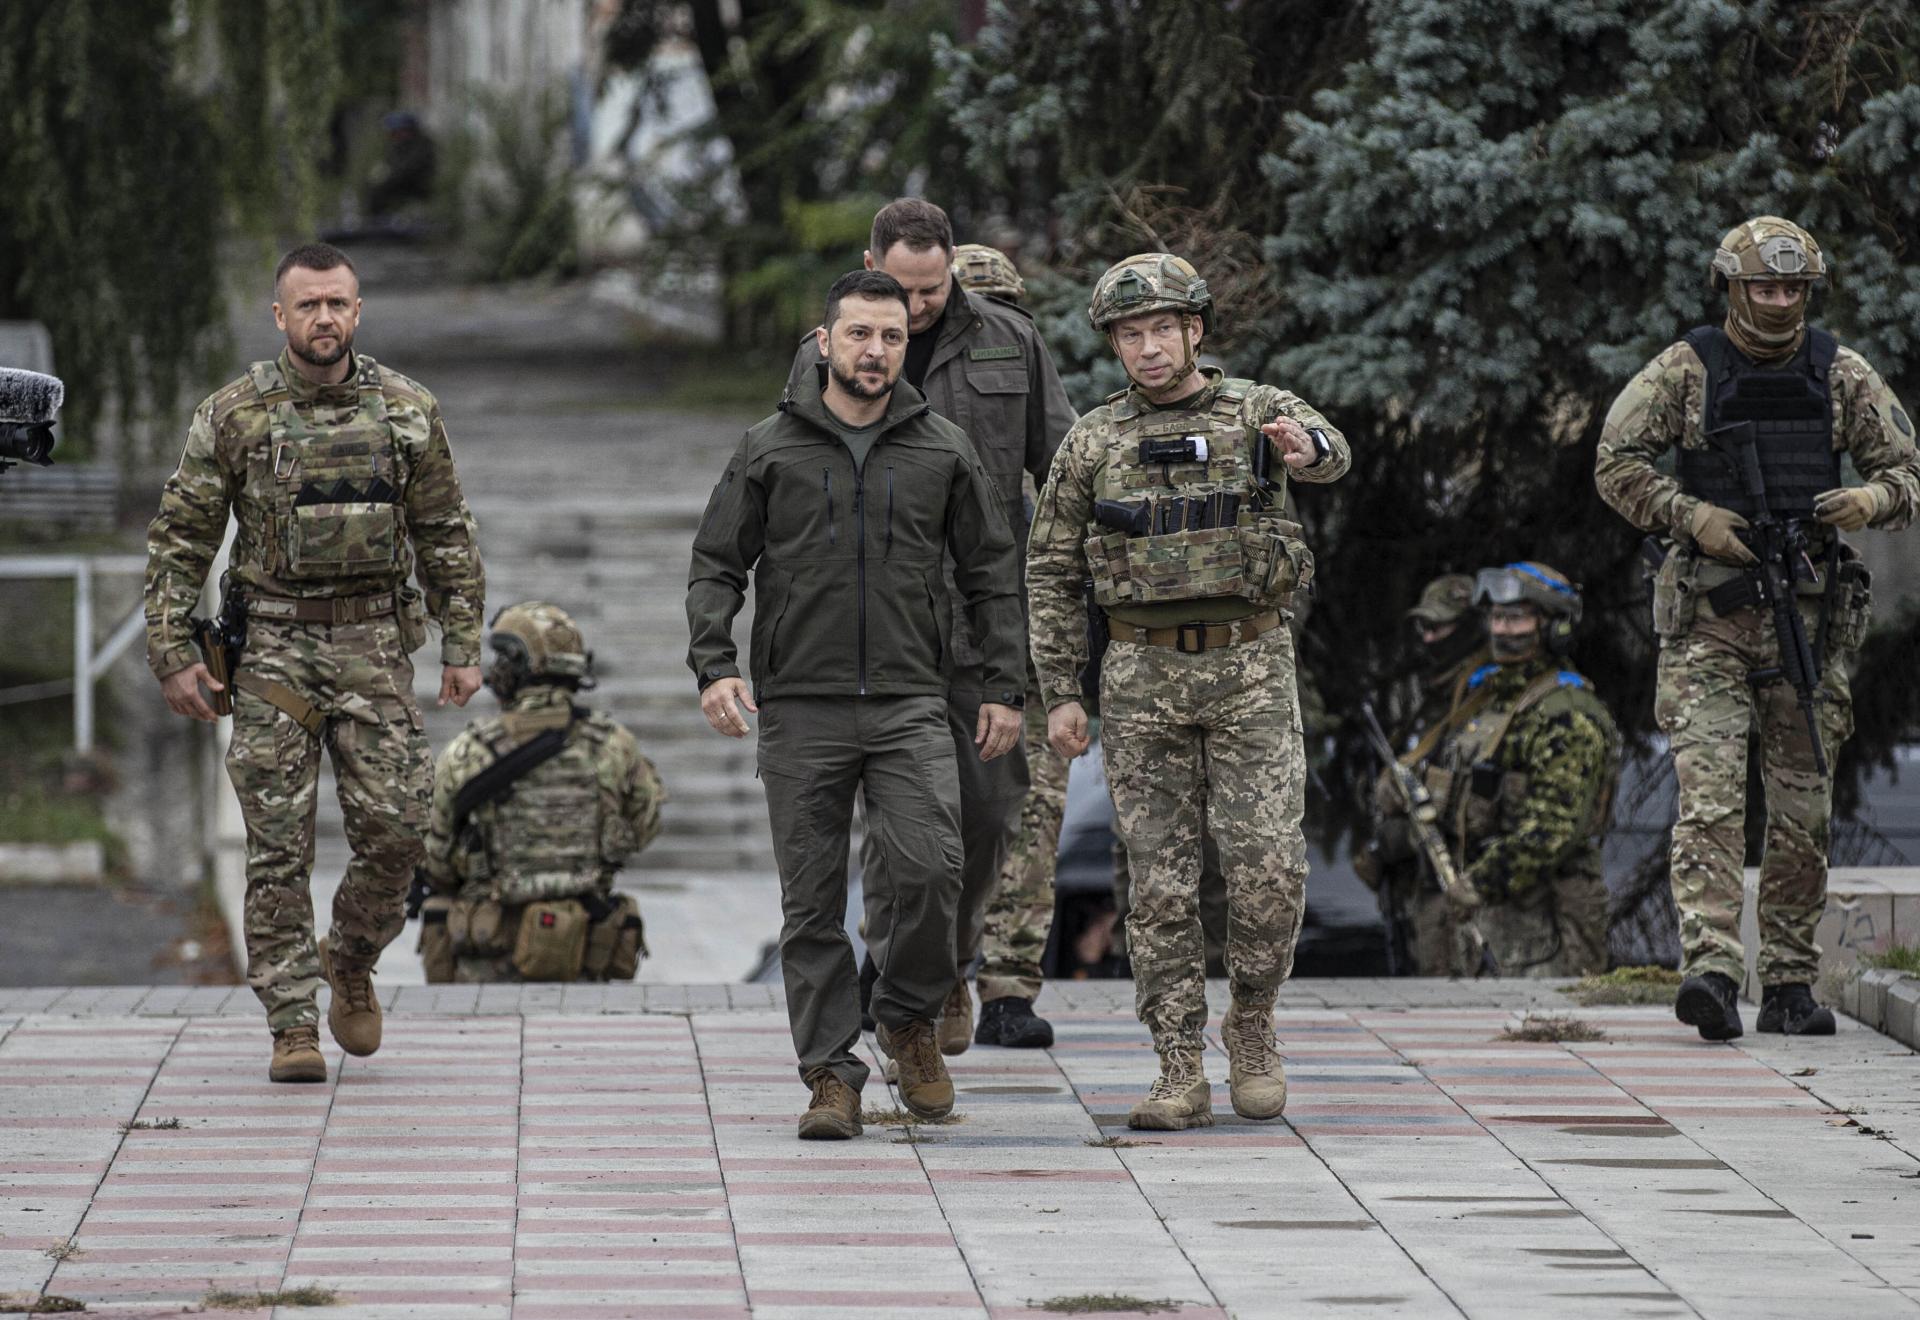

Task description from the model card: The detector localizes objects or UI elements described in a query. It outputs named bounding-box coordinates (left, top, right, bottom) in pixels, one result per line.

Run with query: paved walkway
left=2, top=980, right=1917, bottom=1319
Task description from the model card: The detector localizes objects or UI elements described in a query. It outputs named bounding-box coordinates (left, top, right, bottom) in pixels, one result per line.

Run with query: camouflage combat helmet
left=486, top=601, right=595, bottom=698
left=1087, top=252, right=1213, bottom=333
left=1473, top=562, right=1581, bottom=655
left=1406, top=574, right=1475, bottom=627
left=952, top=243, right=1026, bottom=302
left=1711, top=217, right=1826, bottom=288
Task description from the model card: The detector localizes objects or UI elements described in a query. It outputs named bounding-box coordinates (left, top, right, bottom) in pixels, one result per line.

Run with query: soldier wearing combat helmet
left=419, top=603, right=664, bottom=983
left=1596, top=217, right=1919, bottom=1039
left=1027, top=251, right=1348, bottom=1130
left=1356, top=573, right=1491, bottom=975
left=1422, top=563, right=1618, bottom=977
left=951, top=243, right=1027, bottom=303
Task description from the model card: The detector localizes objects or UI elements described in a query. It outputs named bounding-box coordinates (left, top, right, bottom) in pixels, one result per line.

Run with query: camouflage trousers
left=1656, top=603, right=1854, bottom=987
left=977, top=684, right=1068, bottom=1002
left=1469, top=863, right=1609, bottom=979
left=226, top=617, right=429, bottom=1032
left=1101, top=626, right=1308, bottom=1056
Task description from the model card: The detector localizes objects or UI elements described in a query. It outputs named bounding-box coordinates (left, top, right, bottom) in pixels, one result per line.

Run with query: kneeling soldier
left=419, top=602, right=663, bottom=982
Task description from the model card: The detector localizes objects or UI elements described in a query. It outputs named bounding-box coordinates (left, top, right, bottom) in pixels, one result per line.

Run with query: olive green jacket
left=686, top=381, right=1025, bottom=704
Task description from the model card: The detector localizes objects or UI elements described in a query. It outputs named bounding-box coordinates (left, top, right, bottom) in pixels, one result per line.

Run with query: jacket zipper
left=856, top=462, right=868, bottom=695
left=885, top=467, right=894, bottom=556
left=823, top=469, right=835, bottom=545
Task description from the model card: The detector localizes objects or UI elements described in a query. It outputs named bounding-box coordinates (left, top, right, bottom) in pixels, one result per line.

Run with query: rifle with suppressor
left=1706, top=422, right=1829, bottom=776
left=1360, top=700, right=1493, bottom=976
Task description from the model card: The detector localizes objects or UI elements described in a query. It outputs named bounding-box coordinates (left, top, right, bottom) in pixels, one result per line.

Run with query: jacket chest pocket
left=959, top=363, right=1029, bottom=469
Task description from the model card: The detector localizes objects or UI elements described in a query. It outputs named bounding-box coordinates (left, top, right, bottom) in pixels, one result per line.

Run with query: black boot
left=974, top=996, right=1055, bottom=1048
left=858, top=952, right=878, bottom=1034
left=1675, top=971, right=1744, bottom=1041
left=1756, top=982, right=1836, bottom=1036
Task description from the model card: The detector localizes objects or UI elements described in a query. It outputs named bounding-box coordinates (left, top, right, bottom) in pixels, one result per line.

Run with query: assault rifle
left=1707, top=422, right=1829, bottom=776
left=1360, top=700, right=1493, bottom=976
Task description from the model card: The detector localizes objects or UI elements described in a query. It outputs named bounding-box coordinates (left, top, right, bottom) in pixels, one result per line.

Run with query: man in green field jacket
left=687, top=269, right=1025, bottom=1141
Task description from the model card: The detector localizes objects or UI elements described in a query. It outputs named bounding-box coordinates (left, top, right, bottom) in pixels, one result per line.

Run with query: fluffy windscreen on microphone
left=0, top=368, right=65, bottom=424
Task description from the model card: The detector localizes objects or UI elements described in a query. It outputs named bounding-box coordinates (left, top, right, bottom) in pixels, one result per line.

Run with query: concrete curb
left=0, top=841, right=103, bottom=883
left=1839, top=966, right=1920, bottom=1050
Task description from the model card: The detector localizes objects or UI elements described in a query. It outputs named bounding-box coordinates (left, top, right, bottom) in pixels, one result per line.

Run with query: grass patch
left=1, top=1298, right=88, bottom=1315
left=653, top=355, right=792, bottom=415
left=201, top=1287, right=337, bottom=1309
left=1861, top=943, right=1920, bottom=976
left=1500, top=1013, right=1609, bottom=1043
left=860, top=1106, right=963, bottom=1127
left=1085, top=1134, right=1152, bottom=1148
left=40, top=1242, right=81, bottom=1262
left=1036, top=1296, right=1180, bottom=1315
left=119, top=1117, right=184, bottom=1132
left=1560, top=966, right=1683, bottom=1006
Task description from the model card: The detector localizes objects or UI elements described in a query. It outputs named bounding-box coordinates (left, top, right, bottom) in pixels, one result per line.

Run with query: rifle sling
left=1400, top=675, right=1496, bottom=770
left=233, top=671, right=326, bottom=736
left=451, top=718, right=578, bottom=835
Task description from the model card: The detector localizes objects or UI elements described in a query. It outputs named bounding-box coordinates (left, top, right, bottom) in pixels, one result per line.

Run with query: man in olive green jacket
left=689, top=269, right=1025, bottom=1140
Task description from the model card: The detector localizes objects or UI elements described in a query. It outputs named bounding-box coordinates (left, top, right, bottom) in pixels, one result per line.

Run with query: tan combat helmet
left=1089, top=252, right=1214, bottom=390
left=1406, top=574, right=1475, bottom=627
left=1713, top=217, right=1825, bottom=360
left=952, top=243, right=1026, bottom=302
left=1711, top=216, right=1826, bottom=287
left=486, top=601, right=595, bottom=697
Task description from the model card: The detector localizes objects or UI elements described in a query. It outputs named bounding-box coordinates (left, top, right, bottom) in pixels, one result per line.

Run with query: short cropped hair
left=824, top=270, right=910, bottom=331
left=275, top=243, right=358, bottom=295
left=869, top=198, right=953, bottom=258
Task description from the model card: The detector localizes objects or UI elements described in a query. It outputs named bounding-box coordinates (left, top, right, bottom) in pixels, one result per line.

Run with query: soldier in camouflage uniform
left=1028, top=253, right=1348, bottom=1130
left=420, top=603, right=663, bottom=983
left=144, top=244, right=485, bottom=1083
left=1355, top=574, right=1491, bottom=975
left=1425, top=564, right=1619, bottom=977
left=1596, top=216, right=1919, bottom=1039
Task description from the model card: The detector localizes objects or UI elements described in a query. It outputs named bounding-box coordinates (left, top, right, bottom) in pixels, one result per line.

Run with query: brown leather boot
left=269, top=1025, right=326, bottom=1084
left=1127, top=1047, right=1212, bottom=1131
left=319, top=938, right=382, bottom=1057
left=1221, top=999, right=1288, bottom=1120
left=798, top=1068, right=863, bottom=1140
left=875, top=1020, right=954, bottom=1120
left=936, top=980, right=974, bottom=1056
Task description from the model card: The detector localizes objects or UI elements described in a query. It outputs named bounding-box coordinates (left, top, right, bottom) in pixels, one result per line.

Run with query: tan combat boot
left=875, top=1020, right=954, bottom=1120
left=269, top=1024, right=326, bottom=1084
left=798, top=1068, right=863, bottom=1140
left=319, top=938, right=382, bottom=1057
left=936, top=980, right=974, bottom=1056
left=1126, top=1047, right=1212, bottom=1131
left=1222, top=999, right=1288, bottom=1120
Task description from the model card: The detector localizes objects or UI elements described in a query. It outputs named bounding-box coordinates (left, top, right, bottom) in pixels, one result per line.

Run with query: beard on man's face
left=292, top=326, right=354, bottom=369
left=829, top=352, right=896, bottom=401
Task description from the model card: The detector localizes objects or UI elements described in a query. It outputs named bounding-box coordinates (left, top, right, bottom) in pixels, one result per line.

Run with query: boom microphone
left=0, top=367, right=63, bottom=469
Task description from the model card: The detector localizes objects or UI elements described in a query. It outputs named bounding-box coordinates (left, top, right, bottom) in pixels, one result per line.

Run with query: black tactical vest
left=1674, top=325, right=1839, bottom=523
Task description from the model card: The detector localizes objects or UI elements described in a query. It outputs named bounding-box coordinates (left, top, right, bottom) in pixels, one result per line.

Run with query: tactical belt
left=1106, top=611, right=1284, bottom=654
left=247, top=591, right=397, bottom=624
left=233, top=671, right=326, bottom=736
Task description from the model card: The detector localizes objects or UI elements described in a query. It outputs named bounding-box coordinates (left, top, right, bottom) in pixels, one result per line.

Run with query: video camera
left=0, top=367, right=63, bottom=472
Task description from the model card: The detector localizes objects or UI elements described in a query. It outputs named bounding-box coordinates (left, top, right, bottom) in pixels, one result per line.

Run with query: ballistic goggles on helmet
left=1473, top=562, right=1579, bottom=615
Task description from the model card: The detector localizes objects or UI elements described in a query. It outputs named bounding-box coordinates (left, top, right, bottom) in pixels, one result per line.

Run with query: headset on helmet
left=1473, top=562, right=1582, bottom=655
left=485, top=601, right=595, bottom=700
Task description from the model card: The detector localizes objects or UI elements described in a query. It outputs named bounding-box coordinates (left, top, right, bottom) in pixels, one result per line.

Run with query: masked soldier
left=1028, top=252, right=1347, bottom=1130
left=419, top=603, right=663, bottom=983
left=1356, top=574, right=1491, bottom=974
left=1596, top=216, right=1919, bottom=1040
left=786, top=202, right=1076, bottom=1056
left=1422, top=564, right=1619, bottom=977
left=144, top=243, right=485, bottom=1082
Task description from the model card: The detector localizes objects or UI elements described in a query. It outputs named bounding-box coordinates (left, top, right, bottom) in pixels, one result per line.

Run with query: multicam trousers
left=1656, top=601, right=1855, bottom=987
left=1100, top=626, right=1308, bottom=1056
left=226, top=617, right=429, bottom=1031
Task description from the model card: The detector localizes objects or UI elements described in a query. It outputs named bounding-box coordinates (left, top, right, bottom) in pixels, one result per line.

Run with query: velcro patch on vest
left=968, top=345, right=1021, bottom=361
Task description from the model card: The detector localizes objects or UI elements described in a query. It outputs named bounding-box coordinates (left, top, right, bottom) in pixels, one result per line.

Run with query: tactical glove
left=1813, top=485, right=1883, bottom=532
left=1687, top=501, right=1758, bottom=566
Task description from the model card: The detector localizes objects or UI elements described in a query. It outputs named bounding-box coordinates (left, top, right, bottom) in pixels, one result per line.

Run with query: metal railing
left=0, top=554, right=149, bottom=751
